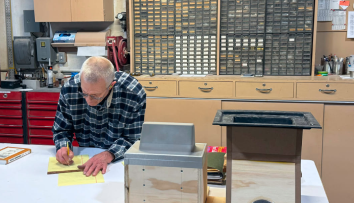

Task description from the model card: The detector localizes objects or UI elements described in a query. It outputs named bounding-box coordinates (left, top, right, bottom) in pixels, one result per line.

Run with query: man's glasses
left=79, top=80, right=116, bottom=101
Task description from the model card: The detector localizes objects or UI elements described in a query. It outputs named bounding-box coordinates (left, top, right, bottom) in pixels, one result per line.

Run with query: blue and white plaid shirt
left=52, top=72, right=146, bottom=162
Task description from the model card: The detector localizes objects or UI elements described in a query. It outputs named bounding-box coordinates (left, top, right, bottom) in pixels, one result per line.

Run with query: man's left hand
left=78, top=151, right=114, bottom=176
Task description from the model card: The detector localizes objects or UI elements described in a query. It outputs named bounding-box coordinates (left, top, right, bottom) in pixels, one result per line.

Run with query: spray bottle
left=47, top=58, right=53, bottom=88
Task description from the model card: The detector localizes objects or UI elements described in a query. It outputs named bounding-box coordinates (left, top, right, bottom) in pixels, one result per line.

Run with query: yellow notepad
left=47, top=155, right=89, bottom=174
left=58, top=171, right=105, bottom=186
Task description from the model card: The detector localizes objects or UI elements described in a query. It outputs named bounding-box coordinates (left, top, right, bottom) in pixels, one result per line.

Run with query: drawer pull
left=256, top=88, right=272, bottom=93
left=143, top=86, right=158, bottom=91
left=3, top=94, right=7, bottom=98
left=198, top=87, right=213, bottom=92
left=319, top=89, right=337, bottom=94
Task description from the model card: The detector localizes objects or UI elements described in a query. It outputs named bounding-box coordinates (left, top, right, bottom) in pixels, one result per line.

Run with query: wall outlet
left=58, top=52, right=67, bottom=64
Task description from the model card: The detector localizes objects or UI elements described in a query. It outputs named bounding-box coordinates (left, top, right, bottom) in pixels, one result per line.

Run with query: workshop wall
left=314, top=0, right=354, bottom=64
left=0, top=0, right=126, bottom=79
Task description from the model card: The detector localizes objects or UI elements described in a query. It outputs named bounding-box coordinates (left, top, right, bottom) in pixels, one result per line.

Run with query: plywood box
left=124, top=122, right=208, bottom=203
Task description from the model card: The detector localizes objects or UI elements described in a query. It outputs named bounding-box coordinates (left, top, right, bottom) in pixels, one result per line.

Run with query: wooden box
left=124, top=122, right=208, bottom=203
left=213, top=110, right=321, bottom=203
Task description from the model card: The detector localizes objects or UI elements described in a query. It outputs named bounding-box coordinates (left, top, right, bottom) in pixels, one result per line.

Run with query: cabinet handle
left=198, top=87, right=213, bottom=92
left=143, top=86, right=158, bottom=91
left=319, top=89, right=336, bottom=94
left=256, top=88, right=272, bottom=93
left=3, top=94, right=7, bottom=98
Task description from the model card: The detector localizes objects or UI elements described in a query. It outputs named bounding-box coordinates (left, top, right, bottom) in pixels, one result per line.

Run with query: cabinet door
left=145, top=98, right=222, bottom=146
left=34, top=0, right=72, bottom=22
left=71, top=0, right=114, bottom=22
left=322, top=105, right=354, bottom=203
left=221, top=101, right=324, bottom=176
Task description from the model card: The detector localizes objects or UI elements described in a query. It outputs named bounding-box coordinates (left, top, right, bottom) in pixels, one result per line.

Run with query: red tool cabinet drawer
left=29, top=136, right=79, bottom=146
left=28, top=119, right=55, bottom=127
left=29, top=128, right=53, bottom=136
left=0, top=117, right=23, bottom=125
left=28, top=109, right=56, bottom=118
left=27, top=92, right=60, bottom=101
left=0, top=126, right=23, bottom=134
left=0, top=109, right=22, bottom=116
left=0, top=92, right=21, bottom=101
left=27, top=103, right=58, bottom=110
left=0, top=135, right=23, bottom=144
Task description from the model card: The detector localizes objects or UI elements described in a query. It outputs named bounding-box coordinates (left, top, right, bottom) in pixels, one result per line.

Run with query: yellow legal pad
left=58, top=171, right=105, bottom=186
left=47, top=155, right=89, bottom=174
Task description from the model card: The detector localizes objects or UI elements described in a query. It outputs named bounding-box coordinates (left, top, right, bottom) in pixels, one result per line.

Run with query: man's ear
left=110, top=81, right=117, bottom=89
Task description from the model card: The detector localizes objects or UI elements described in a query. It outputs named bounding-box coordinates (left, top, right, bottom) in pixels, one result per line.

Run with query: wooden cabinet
left=179, top=81, right=233, bottom=98
left=34, top=0, right=113, bottom=22
left=297, top=83, right=354, bottom=101
left=322, top=105, right=354, bottom=203
left=144, top=98, right=222, bottom=146
left=71, top=0, right=114, bottom=22
left=139, top=80, right=177, bottom=97
left=236, top=82, right=294, bottom=99
left=221, top=101, right=324, bottom=175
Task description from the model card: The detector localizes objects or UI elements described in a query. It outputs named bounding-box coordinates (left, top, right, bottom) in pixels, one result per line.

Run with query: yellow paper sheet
left=58, top=171, right=105, bottom=186
left=48, top=155, right=89, bottom=173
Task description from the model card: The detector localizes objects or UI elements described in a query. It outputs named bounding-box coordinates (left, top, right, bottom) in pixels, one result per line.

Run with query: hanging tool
left=106, top=36, right=130, bottom=72
left=4, top=0, right=15, bottom=79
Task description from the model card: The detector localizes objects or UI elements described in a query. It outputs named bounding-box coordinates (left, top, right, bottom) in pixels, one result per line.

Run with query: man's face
left=80, top=76, right=109, bottom=106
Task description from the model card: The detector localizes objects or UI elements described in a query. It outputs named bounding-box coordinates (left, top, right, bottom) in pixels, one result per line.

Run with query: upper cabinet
left=34, top=0, right=114, bottom=22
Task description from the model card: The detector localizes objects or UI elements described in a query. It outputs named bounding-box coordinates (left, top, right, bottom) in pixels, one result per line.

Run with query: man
left=53, top=56, right=146, bottom=177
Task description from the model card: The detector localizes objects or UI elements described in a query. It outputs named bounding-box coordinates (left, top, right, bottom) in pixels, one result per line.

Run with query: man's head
left=79, top=56, right=116, bottom=106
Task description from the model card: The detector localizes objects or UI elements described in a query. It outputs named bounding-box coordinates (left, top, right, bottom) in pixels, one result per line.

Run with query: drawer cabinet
left=236, top=82, right=294, bottom=99
left=297, top=83, right=354, bottom=100
left=179, top=81, right=233, bottom=98
left=0, top=92, right=24, bottom=144
left=139, top=81, right=177, bottom=97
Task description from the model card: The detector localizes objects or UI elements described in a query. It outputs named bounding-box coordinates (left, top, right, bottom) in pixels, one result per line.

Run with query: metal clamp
left=143, top=86, right=158, bottom=91
left=319, top=89, right=337, bottom=94
left=256, top=88, right=272, bottom=93
left=198, top=87, right=213, bottom=92
left=3, top=94, right=7, bottom=98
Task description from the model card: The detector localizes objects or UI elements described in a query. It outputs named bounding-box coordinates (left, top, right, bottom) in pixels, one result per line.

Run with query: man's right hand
left=56, top=147, right=74, bottom=165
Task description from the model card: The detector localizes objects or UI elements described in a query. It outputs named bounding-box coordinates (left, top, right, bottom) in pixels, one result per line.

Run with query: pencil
left=67, top=142, right=69, bottom=156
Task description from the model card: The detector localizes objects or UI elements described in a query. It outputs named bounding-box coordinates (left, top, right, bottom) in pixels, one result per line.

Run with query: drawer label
left=0, top=91, right=11, bottom=93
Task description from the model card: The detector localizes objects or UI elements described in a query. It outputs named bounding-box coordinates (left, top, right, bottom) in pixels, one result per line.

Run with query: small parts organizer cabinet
left=26, top=92, right=78, bottom=146
left=0, top=92, right=25, bottom=144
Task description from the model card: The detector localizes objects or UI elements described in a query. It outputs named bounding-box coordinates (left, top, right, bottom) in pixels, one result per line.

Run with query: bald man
left=53, top=56, right=146, bottom=176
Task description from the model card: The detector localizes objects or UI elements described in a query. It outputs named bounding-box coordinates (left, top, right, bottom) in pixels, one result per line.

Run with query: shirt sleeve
left=107, top=89, right=146, bottom=162
left=52, top=89, right=75, bottom=152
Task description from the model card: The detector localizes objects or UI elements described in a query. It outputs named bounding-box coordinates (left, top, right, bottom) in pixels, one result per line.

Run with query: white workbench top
left=0, top=144, right=329, bottom=203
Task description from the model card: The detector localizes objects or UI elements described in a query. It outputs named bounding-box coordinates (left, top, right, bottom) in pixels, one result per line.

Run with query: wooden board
left=221, top=101, right=324, bottom=176
left=231, top=160, right=295, bottom=203
left=126, top=165, right=206, bottom=203
left=322, top=104, right=354, bottom=203
left=145, top=98, right=222, bottom=147
left=74, top=30, right=111, bottom=47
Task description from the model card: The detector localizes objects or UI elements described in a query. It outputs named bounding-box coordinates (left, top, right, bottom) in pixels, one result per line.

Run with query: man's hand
left=56, top=147, right=74, bottom=165
left=77, top=151, right=114, bottom=176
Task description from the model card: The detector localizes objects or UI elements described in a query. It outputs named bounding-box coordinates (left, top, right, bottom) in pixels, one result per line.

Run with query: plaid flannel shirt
left=52, top=72, right=146, bottom=162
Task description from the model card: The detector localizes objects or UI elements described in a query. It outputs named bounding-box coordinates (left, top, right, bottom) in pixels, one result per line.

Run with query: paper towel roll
left=77, top=46, right=107, bottom=57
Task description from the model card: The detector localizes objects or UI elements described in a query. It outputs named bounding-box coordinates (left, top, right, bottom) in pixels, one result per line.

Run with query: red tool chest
left=0, top=91, right=24, bottom=144
left=26, top=92, right=79, bottom=146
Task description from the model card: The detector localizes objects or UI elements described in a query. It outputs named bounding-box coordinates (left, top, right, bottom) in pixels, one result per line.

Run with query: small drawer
left=29, top=128, right=53, bottom=136
left=0, top=109, right=22, bottom=116
left=236, top=82, right=294, bottom=98
left=0, top=117, right=23, bottom=125
left=28, top=119, right=55, bottom=127
left=179, top=81, right=233, bottom=98
left=0, top=92, right=21, bottom=101
left=0, top=135, right=23, bottom=144
left=139, top=80, right=177, bottom=97
left=27, top=92, right=60, bottom=101
left=28, top=109, right=57, bottom=118
left=0, top=126, right=23, bottom=135
left=297, top=83, right=354, bottom=100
